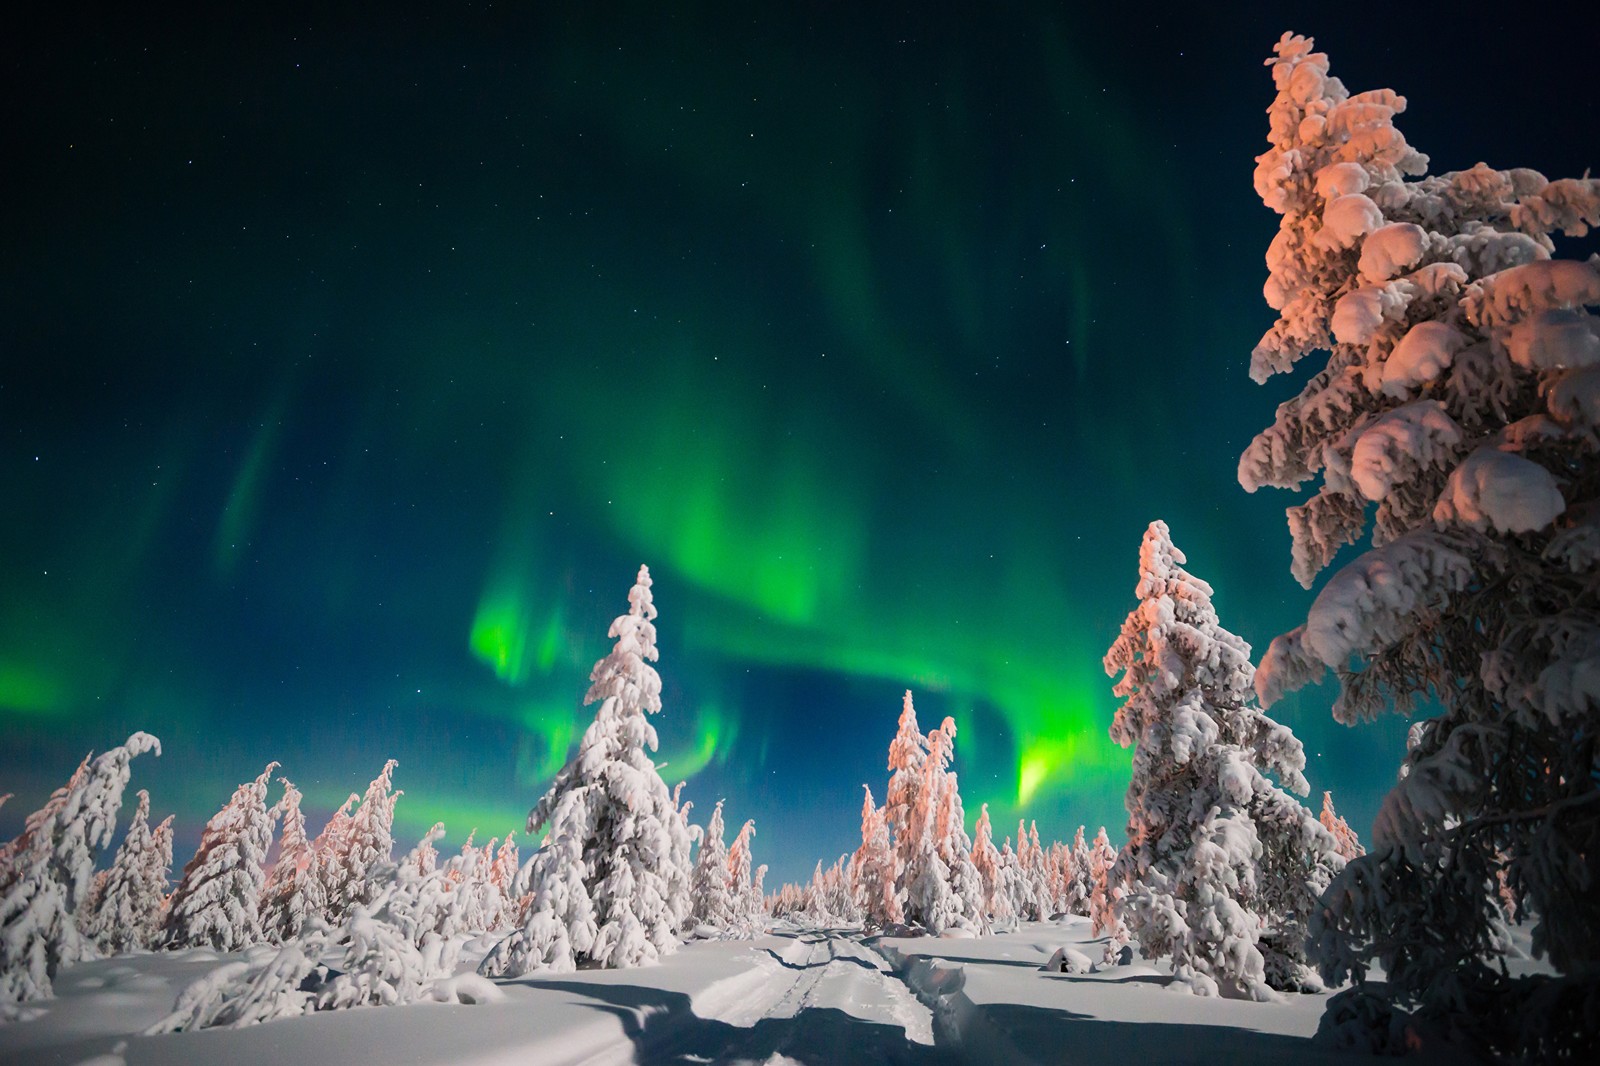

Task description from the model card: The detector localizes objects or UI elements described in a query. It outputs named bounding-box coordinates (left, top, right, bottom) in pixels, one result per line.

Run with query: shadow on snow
left=533, top=979, right=957, bottom=1066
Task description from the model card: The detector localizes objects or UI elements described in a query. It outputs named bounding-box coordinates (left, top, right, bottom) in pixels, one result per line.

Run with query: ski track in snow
left=674, top=929, right=942, bottom=1064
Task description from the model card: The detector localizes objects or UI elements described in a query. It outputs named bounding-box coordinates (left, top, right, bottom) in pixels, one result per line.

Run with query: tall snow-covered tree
left=799, top=860, right=832, bottom=926
left=310, top=787, right=358, bottom=902
left=669, top=782, right=697, bottom=906
left=877, top=692, right=984, bottom=932
left=1104, top=521, right=1341, bottom=997
left=1066, top=826, right=1093, bottom=917
left=163, top=763, right=278, bottom=952
left=996, top=839, right=1027, bottom=923
left=1021, top=821, right=1051, bottom=921
left=726, top=819, right=764, bottom=937
left=0, top=794, right=15, bottom=879
left=1, top=732, right=160, bottom=1003
left=1318, top=792, right=1365, bottom=862
left=929, top=722, right=985, bottom=934
left=386, top=824, right=475, bottom=977
left=824, top=856, right=859, bottom=925
left=766, top=881, right=804, bottom=919
left=322, top=761, right=401, bottom=924
left=1242, top=33, right=1600, bottom=1055
left=457, top=835, right=512, bottom=933
left=750, top=864, right=768, bottom=919
left=689, top=801, right=732, bottom=931
left=479, top=565, right=692, bottom=976
left=1010, top=823, right=1040, bottom=921
left=410, top=823, right=442, bottom=877
left=148, top=814, right=174, bottom=905
left=259, top=779, right=325, bottom=943
left=852, top=785, right=901, bottom=928
left=884, top=691, right=927, bottom=903
left=489, top=832, right=519, bottom=906
left=1087, top=827, right=1126, bottom=953
left=81, top=789, right=170, bottom=953
left=971, top=804, right=1011, bottom=926
left=900, top=719, right=951, bottom=932
left=900, top=715, right=983, bottom=934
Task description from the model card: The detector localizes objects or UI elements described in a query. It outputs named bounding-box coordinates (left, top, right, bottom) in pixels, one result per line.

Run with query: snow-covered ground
left=1, top=918, right=1456, bottom=1065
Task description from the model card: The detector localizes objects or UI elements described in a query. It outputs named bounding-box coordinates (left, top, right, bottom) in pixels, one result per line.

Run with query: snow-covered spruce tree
left=321, top=760, right=401, bottom=924
left=1, top=732, right=160, bottom=1004
left=930, top=724, right=986, bottom=934
left=1066, top=826, right=1093, bottom=917
left=726, top=819, right=764, bottom=937
left=457, top=835, right=510, bottom=933
left=884, top=691, right=927, bottom=905
left=824, top=856, right=860, bottom=925
left=1009, top=825, right=1039, bottom=921
left=149, top=814, right=173, bottom=900
left=479, top=565, right=692, bottom=976
left=766, top=881, right=804, bottom=919
left=1047, top=842, right=1072, bottom=916
left=1087, top=827, right=1127, bottom=955
left=78, top=869, right=110, bottom=932
left=1017, top=821, right=1050, bottom=921
left=386, top=826, right=474, bottom=977
left=1104, top=521, right=1341, bottom=997
left=1242, top=33, right=1600, bottom=1056
left=2, top=756, right=87, bottom=882
left=997, top=838, right=1027, bottom=924
left=799, top=861, right=830, bottom=925
left=900, top=727, right=952, bottom=932
left=259, top=779, right=326, bottom=943
left=852, top=785, right=901, bottom=928
left=972, top=804, right=1012, bottom=927
left=438, top=833, right=492, bottom=932
left=751, top=864, right=768, bottom=918
left=308, top=791, right=357, bottom=916
left=0, top=794, right=10, bottom=863
left=146, top=926, right=332, bottom=1033
left=901, top=716, right=983, bottom=934
left=411, top=822, right=441, bottom=877
left=81, top=789, right=171, bottom=953
left=805, top=859, right=839, bottom=924
left=487, top=831, right=519, bottom=929
left=1029, top=824, right=1052, bottom=919
left=1319, top=792, right=1365, bottom=862
left=152, top=826, right=510, bottom=1033
left=689, top=800, right=733, bottom=931
left=163, top=763, right=279, bottom=952
left=316, top=898, right=430, bottom=1010
left=669, top=781, right=697, bottom=903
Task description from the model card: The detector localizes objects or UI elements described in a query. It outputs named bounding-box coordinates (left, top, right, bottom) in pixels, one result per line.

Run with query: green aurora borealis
left=3, top=4, right=1592, bottom=881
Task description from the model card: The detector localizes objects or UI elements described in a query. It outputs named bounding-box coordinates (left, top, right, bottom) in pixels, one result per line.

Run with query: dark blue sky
left=3, top=3, right=1593, bottom=884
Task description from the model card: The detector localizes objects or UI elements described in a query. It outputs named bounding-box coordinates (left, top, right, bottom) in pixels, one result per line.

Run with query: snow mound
left=1042, top=946, right=1093, bottom=974
left=426, top=974, right=505, bottom=1005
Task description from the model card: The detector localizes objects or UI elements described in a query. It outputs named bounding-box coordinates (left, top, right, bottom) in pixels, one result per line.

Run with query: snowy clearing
left=0, top=918, right=1461, bottom=1065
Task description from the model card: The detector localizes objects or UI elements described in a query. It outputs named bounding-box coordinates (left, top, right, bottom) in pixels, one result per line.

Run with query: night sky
left=3, top=4, right=1593, bottom=885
